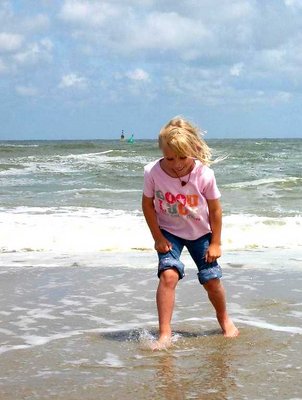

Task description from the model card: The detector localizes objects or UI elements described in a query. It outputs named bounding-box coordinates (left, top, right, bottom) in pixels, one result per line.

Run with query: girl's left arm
left=206, top=198, right=222, bottom=263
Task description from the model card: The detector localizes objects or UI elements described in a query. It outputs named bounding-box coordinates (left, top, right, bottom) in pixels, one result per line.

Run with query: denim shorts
left=157, top=229, right=222, bottom=285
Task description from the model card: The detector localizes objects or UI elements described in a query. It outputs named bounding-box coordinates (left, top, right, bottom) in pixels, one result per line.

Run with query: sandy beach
left=1, top=257, right=302, bottom=400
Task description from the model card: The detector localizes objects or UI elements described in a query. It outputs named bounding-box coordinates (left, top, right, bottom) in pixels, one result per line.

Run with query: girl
left=142, top=117, right=238, bottom=349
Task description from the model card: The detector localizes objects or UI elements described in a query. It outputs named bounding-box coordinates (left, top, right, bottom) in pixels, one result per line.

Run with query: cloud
left=0, top=32, right=23, bottom=52
left=14, top=38, right=53, bottom=65
left=59, top=0, right=118, bottom=26
left=59, top=73, right=88, bottom=89
left=126, top=68, right=149, bottom=81
left=126, top=12, right=210, bottom=52
left=230, top=63, right=244, bottom=77
left=284, top=0, right=302, bottom=9
left=273, top=91, right=292, bottom=103
left=21, top=14, right=50, bottom=32
left=15, top=85, right=39, bottom=96
left=58, top=2, right=211, bottom=58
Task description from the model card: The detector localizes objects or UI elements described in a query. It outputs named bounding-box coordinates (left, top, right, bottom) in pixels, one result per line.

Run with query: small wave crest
left=224, top=176, right=300, bottom=189
left=0, top=208, right=301, bottom=256
left=0, top=143, right=39, bottom=148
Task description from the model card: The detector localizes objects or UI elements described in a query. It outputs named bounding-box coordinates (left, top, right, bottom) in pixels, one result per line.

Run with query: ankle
left=159, top=327, right=172, bottom=340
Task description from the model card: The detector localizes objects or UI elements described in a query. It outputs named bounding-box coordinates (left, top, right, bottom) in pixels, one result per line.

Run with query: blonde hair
left=158, top=116, right=212, bottom=166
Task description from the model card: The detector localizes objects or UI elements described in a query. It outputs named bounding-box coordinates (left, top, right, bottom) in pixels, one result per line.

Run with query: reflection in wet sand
left=153, top=334, right=238, bottom=400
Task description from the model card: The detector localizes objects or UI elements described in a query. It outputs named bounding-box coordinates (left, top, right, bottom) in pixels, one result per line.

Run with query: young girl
left=142, top=117, right=239, bottom=349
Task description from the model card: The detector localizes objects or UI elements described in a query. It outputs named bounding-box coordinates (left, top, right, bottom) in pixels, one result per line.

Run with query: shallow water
left=0, top=265, right=301, bottom=399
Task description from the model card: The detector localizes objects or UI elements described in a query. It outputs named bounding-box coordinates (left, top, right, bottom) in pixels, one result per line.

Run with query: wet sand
left=0, top=263, right=302, bottom=399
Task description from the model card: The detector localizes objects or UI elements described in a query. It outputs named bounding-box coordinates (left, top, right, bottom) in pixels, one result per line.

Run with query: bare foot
left=217, top=315, right=239, bottom=338
left=221, top=318, right=239, bottom=338
left=150, top=335, right=172, bottom=351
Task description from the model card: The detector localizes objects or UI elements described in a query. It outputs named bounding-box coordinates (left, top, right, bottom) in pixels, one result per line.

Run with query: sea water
left=0, top=138, right=301, bottom=267
left=1, top=139, right=302, bottom=399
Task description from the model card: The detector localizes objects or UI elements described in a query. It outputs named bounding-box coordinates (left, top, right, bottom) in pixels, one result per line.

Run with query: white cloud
left=284, top=0, right=302, bottom=9
left=230, top=63, right=244, bottom=77
left=15, top=85, right=39, bottom=97
left=0, top=2, right=14, bottom=22
left=59, top=73, right=87, bottom=89
left=59, top=0, right=118, bottom=26
left=58, top=3, right=211, bottom=56
left=224, top=0, right=254, bottom=19
left=0, top=32, right=23, bottom=52
left=40, top=38, right=53, bottom=52
left=22, top=14, right=50, bottom=32
left=273, top=91, right=292, bottom=103
left=126, top=68, right=149, bottom=81
left=14, top=38, right=53, bottom=65
left=254, top=90, right=292, bottom=105
left=260, top=48, right=285, bottom=67
left=249, top=37, right=302, bottom=82
left=114, top=11, right=210, bottom=54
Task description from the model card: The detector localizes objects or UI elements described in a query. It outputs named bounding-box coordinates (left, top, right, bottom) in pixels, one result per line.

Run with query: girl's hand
left=154, top=238, right=172, bottom=253
left=205, top=243, right=221, bottom=263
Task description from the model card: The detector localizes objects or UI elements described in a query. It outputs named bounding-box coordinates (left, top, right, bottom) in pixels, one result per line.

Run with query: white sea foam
left=0, top=159, right=76, bottom=176
left=63, top=152, right=147, bottom=165
left=181, top=316, right=302, bottom=335
left=233, top=318, right=302, bottom=335
left=0, top=144, right=39, bottom=148
left=223, top=214, right=302, bottom=250
left=224, top=176, right=300, bottom=189
left=0, top=206, right=151, bottom=254
left=0, top=151, right=149, bottom=179
left=0, top=207, right=301, bottom=261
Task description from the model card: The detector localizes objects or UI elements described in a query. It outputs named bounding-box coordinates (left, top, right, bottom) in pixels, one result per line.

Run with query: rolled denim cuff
left=197, top=264, right=222, bottom=285
left=158, top=256, right=185, bottom=280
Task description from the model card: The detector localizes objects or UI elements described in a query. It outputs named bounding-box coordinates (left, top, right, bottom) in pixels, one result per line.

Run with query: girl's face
left=161, top=145, right=194, bottom=176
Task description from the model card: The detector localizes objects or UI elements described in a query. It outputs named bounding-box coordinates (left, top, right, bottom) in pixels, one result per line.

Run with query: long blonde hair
left=158, top=116, right=212, bottom=166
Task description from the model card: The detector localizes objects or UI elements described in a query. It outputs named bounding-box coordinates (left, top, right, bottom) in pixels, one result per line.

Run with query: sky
left=1, top=0, right=302, bottom=140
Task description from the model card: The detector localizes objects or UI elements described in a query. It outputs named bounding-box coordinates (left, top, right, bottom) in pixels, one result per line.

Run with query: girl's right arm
left=142, top=194, right=172, bottom=253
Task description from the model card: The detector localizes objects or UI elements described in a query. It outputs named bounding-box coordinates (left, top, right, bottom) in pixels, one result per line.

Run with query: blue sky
left=1, top=0, right=302, bottom=140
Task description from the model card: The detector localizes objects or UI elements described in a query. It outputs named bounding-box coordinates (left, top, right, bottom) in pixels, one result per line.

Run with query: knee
left=203, top=278, right=223, bottom=294
left=159, top=269, right=179, bottom=289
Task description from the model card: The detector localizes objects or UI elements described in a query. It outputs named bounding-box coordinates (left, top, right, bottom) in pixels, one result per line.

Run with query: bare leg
left=155, top=268, right=179, bottom=347
left=203, top=279, right=239, bottom=337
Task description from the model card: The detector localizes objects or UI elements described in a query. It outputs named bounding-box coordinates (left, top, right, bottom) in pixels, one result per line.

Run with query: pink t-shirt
left=143, top=159, right=221, bottom=240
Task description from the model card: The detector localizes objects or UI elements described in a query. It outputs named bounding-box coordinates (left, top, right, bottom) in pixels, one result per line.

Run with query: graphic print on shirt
left=155, top=190, right=202, bottom=221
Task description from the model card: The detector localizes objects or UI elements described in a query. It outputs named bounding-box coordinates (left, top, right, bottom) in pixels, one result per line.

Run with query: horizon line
left=0, top=136, right=302, bottom=142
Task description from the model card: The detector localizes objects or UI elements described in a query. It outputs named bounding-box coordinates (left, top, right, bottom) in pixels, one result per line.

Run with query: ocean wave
left=223, top=214, right=301, bottom=250
left=39, top=141, right=103, bottom=150
left=0, top=207, right=300, bottom=255
left=0, top=164, right=27, bottom=174
left=223, top=176, right=300, bottom=189
left=0, top=144, right=39, bottom=148
left=0, top=162, right=76, bottom=177
left=64, top=150, right=114, bottom=159
left=0, top=152, right=148, bottom=177
left=46, top=188, right=141, bottom=195
left=63, top=152, right=149, bottom=165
